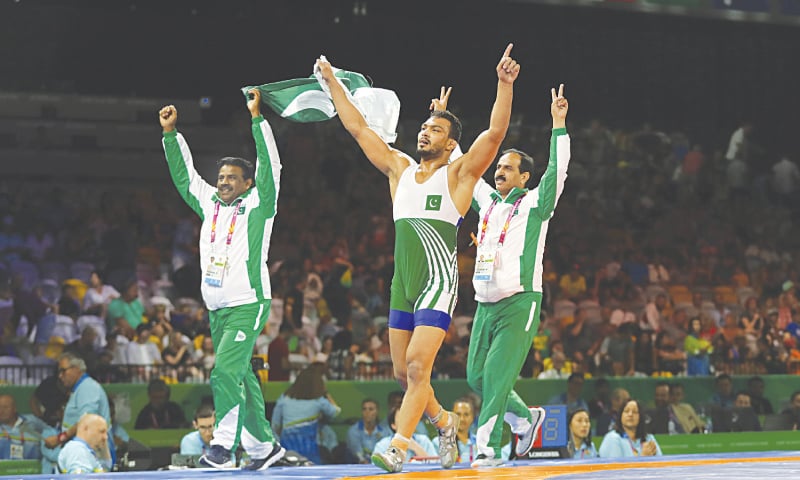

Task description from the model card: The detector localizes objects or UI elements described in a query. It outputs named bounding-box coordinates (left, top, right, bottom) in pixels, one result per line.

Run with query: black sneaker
left=242, top=443, right=286, bottom=471
left=199, top=445, right=234, bottom=469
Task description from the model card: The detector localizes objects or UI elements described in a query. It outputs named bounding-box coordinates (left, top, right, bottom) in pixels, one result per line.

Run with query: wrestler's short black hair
left=429, top=110, right=462, bottom=143
left=217, top=156, right=255, bottom=182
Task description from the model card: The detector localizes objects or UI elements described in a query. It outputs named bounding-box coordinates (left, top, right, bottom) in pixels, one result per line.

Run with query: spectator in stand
left=64, top=326, right=100, bottom=373
left=746, top=376, right=773, bottom=415
left=346, top=398, right=391, bottom=464
left=566, top=408, right=597, bottom=459
left=684, top=317, right=712, bottom=376
left=57, top=413, right=108, bottom=474
left=192, top=335, right=216, bottom=378
left=162, top=330, right=196, bottom=382
left=559, top=264, right=587, bottom=301
left=271, top=363, right=340, bottom=464
left=633, top=330, right=656, bottom=376
left=654, top=331, right=686, bottom=375
left=711, top=374, right=735, bottom=408
left=267, top=321, right=293, bottom=382
left=548, top=373, right=589, bottom=413
left=327, top=329, right=354, bottom=381
left=82, top=271, right=119, bottom=320
left=598, top=399, right=662, bottom=458
left=134, top=379, right=188, bottom=429
left=0, top=394, right=42, bottom=460
left=106, top=278, right=144, bottom=340
left=538, top=350, right=570, bottom=379
left=640, top=293, right=667, bottom=333
left=125, top=323, right=162, bottom=381
left=181, top=405, right=215, bottom=455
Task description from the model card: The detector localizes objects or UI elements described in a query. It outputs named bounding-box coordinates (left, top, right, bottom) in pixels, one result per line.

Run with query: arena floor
left=11, top=451, right=800, bottom=480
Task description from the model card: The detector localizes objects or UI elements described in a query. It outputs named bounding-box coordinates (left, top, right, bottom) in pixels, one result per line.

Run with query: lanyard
left=477, top=194, right=525, bottom=248
left=624, top=435, right=640, bottom=456
left=1, top=425, right=24, bottom=444
left=210, top=200, right=242, bottom=251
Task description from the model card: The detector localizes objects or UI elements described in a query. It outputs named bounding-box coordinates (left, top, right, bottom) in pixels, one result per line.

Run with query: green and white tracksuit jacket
left=467, top=128, right=570, bottom=458
left=162, top=116, right=281, bottom=312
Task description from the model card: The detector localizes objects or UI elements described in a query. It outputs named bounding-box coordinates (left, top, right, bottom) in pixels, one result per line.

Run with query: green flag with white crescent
left=243, top=60, right=400, bottom=143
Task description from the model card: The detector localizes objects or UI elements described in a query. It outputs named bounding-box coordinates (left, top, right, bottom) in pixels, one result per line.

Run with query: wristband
left=58, top=432, right=68, bottom=444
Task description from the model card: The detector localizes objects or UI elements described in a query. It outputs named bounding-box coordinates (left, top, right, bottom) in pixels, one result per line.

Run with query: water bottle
left=668, top=419, right=677, bottom=435
left=705, top=416, right=713, bottom=434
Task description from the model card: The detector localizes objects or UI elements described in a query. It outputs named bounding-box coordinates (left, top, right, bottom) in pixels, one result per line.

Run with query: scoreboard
left=515, top=404, right=569, bottom=459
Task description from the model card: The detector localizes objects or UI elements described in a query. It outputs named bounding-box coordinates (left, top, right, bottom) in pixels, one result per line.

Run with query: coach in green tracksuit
left=158, top=90, right=284, bottom=471
left=466, top=84, right=571, bottom=467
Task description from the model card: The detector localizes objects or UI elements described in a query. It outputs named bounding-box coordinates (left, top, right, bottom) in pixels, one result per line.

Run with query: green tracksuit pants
left=466, top=291, right=541, bottom=458
left=208, top=300, right=276, bottom=458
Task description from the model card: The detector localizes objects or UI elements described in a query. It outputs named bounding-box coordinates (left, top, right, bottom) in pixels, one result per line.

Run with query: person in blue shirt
left=599, top=399, right=662, bottom=458
left=347, top=398, right=391, bottom=464
left=0, top=394, right=42, bottom=461
left=44, top=353, right=114, bottom=470
left=566, top=408, right=597, bottom=459
left=271, top=363, right=341, bottom=464
left=57, top=413, right=109, bottom=473
left=181, top=405, right=215, bottom=455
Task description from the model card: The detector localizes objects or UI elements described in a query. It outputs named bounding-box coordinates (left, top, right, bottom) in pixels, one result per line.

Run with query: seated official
left=0, top=394, right=42, bottom=460
left=599, top=399, right=662, bottom=458
left=347, top=398, right=391, bottom=464
left=566, top=408, right=597, bottom=459
left=134, top=379, right=188, bottom=429
left=181, top=405, right=215, bottom=455
left=373, top=410, right=436, bottom=462
left=57, top=414, right=109, bottom=474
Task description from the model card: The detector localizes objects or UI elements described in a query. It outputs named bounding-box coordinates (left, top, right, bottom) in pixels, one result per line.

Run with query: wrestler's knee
left=405, top=358, right=431, bottom=387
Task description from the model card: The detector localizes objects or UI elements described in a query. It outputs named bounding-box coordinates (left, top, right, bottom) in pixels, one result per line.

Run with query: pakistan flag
left=242, top=61, right=400, bottom=143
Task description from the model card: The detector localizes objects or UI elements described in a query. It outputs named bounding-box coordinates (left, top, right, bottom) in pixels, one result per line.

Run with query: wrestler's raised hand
left=496, top=43, right=520, bottom=84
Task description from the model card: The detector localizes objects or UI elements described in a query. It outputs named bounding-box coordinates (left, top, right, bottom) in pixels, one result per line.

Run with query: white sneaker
left=436, top=411, right=460, bottom=469
left=371, top=446, right=405, bottom=473
left=471, top=454, right=504, bottom=468
left=516, top=406, right=546, bottom=457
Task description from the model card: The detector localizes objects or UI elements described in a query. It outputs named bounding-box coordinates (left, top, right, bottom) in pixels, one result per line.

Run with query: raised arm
left=247, top=89, right=282, bottom=218
left=532, top=84, right=571, bottom=219
left=456, top=43, right=520, bottom=180
left=159, top=105, right=215, bottom=218
left=315, top=57, right=405, bottom=177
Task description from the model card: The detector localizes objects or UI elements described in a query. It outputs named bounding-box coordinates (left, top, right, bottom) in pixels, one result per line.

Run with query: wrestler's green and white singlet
left=389, top=162, right=462, bottom=329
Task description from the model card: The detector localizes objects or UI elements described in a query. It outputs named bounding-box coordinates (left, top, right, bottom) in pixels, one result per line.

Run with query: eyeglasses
left=58, top=366, right=76, bottom=374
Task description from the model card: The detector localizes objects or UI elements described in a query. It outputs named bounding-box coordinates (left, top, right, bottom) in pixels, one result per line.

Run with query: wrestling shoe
left=242, top=443, right=286, bottom=471
left=198, top=445, right=234, bottom=469
left=437, top=411, right=460, bottom=469
left=371, top=446, right=405, bottom=473
left=471, top=454, right=504, bottom=468
left=516, top=406, right=547, bottom=457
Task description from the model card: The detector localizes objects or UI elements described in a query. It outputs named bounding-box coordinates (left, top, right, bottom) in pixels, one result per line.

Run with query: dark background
left=1, top=0, right=798, bottom=153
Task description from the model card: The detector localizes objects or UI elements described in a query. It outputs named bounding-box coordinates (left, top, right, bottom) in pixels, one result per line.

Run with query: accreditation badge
left=204, top=255, right=228, bottom=287
left=10, top=443, right=23, bottom=459
left=473, top=247, right=499, bottom=282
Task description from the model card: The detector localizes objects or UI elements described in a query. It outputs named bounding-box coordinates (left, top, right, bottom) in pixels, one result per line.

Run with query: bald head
left=0, top=395, right=18, bottom=425
left=76, top=413, right=108, bottom=451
